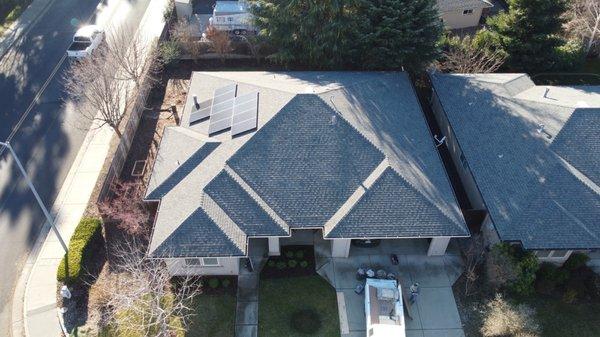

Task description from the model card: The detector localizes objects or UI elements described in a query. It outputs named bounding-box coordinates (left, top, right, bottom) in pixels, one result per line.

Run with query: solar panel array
left=192, top=84, right=259, bottom=136
left=208, top=84, right=237, bottom=134
left=231, top=92, right=259, bottom=137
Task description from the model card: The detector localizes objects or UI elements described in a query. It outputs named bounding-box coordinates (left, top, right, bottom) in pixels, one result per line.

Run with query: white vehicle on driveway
left=67, top=25, right=105, bottom=59
left=365, top=278, right=406, bottom=337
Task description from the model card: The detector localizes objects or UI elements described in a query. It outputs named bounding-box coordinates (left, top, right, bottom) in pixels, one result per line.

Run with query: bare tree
left=98, top=180, right=150, bottom=236
left=204, top=26, right=233, bottom=62
left=171, top=19, right=204, bottom=60
left=438, top=36, right=507, bottom=73
left=98, top=238, right=201, bottom=337
left=240, top=35, right=263, bottom=64
left=106, top=24, right=161, bottom=90
left=565, top=0, right=600, bottom=55
left=463, top=234, right=486, bottom=296
left=63, top=52, right=130, bottom=138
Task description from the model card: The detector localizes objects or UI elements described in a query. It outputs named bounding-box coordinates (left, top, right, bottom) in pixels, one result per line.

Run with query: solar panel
left=208, top=84, right=237, bottom=134
left=231, top=92, right=258, bottom=137
left=189, top=98, right=212, bottom=124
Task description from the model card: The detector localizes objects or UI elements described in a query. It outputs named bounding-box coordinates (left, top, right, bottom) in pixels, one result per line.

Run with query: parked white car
left=67, top=25, right=105, bottom=59
left=365, top=278, right=406, bottom=337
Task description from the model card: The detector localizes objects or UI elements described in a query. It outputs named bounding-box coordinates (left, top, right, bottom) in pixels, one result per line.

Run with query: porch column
left=427, top=237, right=451, bottom=256
left=332, top=239, right=351, bottom=258
left=268, top=237, right=280, bottom=256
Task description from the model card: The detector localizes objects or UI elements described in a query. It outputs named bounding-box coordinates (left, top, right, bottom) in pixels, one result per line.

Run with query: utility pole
left=0, top=141, right=68, bottom=253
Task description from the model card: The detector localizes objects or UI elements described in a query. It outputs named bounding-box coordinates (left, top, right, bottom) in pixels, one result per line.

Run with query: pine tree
left=361, top=0, right=443, bottom=70
left=478, top=0, right=572, bottom=72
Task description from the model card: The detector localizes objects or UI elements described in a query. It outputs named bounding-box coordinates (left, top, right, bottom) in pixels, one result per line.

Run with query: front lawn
left=259, top=276, right=340, bottom=337
left=527, top=297, right=600, bottom=337
left=186, top=293, right=236, bottom=337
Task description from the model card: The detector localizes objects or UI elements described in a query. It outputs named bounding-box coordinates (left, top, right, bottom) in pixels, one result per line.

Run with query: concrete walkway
left=11, top=0, right=169, bottom=335
left=316, top=239, right=466, bottom=337
left=235, top=274, right=259, bottom=337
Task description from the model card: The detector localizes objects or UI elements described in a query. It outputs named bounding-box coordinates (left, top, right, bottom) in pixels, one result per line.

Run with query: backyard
left=258, top=275, right=340, bottom=337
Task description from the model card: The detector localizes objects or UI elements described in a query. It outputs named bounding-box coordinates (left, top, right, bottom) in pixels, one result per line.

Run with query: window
left=550, top=250, right=568, bottom=258
left=534, top=250, right=570, bottom=259
left=534, top=250, right=552, bottom=258
left=184, top=258, right=220, bottom=266
left=463, top=9, right=474, bottom=15
left=185, top=258, right=202, bottom=266
left=202, top=257, right=220, bottom=266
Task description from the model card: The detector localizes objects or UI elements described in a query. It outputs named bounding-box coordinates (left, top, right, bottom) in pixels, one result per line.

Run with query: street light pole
left=0, top=141, right=68, bottom=253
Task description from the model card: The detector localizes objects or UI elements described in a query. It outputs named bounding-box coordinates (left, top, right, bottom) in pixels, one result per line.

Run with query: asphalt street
left=0, top=0, right=153, bottom=334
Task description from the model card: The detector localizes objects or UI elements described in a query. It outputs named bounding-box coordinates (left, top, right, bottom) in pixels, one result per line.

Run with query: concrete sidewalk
left=0, top=0, right=56, bottom=60
left=11, top=0, right=169, bottom=335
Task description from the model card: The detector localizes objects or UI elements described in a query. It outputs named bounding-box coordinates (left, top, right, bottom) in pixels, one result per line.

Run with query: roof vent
left=330, top=115, right=337, bottom=125
left=537, top=124, right=553, bottom=139
left=192, top=95, right=199, bottom=109
left=434, top=135, right=446, bottom=147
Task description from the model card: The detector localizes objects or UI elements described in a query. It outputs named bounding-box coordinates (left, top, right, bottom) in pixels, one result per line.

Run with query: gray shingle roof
left=204, top=170, right=289, bottom=236
left=150, top=207, right=245, bottom=258
left=146, top=139, right=219, bottom=200
left=227, top=94, right=385, bottom=228
left=436, top=0, right=492, bottom=12
left=327, top=167, right=469, bottom=238
left=146, top=72, right=469, bottom=257
left=431, top=73, right=600, bottom=250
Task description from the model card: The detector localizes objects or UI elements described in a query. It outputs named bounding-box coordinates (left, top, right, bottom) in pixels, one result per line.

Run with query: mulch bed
left=261, top=245, right=316, bottom=279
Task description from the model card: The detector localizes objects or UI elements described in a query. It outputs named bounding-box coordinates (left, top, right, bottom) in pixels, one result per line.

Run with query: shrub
left=290, top=308, right=321, bottom=334
left=221, top=278, right=231, bottom=288
left=295, top=250, right=305, bottom=259
left=510, top=251, right=540, bottom=296
left=480, top=294, right=540, bottom=337
left=288, top=260, right=298, bottom=268
left=276, top=261, right=286, bottom=270
left=535, top=262, right=569, bottom=295
left=487, top=243, right=539, bottom=296
left=208, top=278, right=220, bottom=289
left=562, top=288, right=578, bottom=304
left=562, top=252, right=590, bottom=272
left=159, top=40, right=181, bottom=66
left=585, top=273, right=600, bottom=299
left=485, top=243, right=518, bottom=290
left=299, top=260, right=309, bottom=268
left=57, top=218, right=103, bottom=284
left=285, top=251, right=295, bottom=259
left=267, top=260, right=276, bottom=268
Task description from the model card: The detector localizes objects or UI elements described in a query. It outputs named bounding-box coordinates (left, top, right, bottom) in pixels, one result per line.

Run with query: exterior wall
left=534, top=250, right=573, bottom=265
left=431, top=92, right=486, bottom=211
left=481, top=214, right=500, bottom=248
left=427, top=237, right=451, bottom=256
left=440, top=8, right=483, bottom=29
left=165, top=257, right=240, bottom=276
left=268, top=237, right=281, bottom=256
left=332, top=239, right=351, bottom=258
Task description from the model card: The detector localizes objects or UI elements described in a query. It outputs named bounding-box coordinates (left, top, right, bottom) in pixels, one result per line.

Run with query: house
left=437, top=0, right=493, bottom=29
left=144, top=72, right=469, bottom=276
left=429, top=73, right=600, bottom=264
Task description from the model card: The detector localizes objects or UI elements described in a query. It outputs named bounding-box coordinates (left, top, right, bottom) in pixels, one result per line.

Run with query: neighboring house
left=437, top=0, right=493, bottom=29
left=430, top=73, right=600, bottom=264
left=144, top=72, right=469, bottom=276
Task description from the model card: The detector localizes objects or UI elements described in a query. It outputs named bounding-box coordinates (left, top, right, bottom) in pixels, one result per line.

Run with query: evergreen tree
left=477, top=0, right=573, bottom=72
left=362, top=0, right=443, bottom=70
left=251, top=0, right=367, bottom=68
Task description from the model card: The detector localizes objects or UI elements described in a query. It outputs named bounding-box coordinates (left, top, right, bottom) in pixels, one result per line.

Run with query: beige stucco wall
left=430, top=91, right=486, bottom=211
left=440, top=7, right=483, bottom=29
left=165, top=257, right=240, bottom=276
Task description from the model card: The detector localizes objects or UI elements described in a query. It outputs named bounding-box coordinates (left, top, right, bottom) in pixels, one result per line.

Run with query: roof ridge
left=323, top=159, right=389, bottom=236
left=201, top=193, right=247, bottom=254
left=224, top=165, right=290, bottom=234
left=195, top=72, right=303, bottom=95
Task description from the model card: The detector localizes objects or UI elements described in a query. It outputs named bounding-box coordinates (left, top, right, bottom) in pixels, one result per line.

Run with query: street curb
left=0, top=0, right=57, bottom=61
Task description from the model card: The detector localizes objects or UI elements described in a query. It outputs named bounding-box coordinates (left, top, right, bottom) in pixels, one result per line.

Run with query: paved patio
left=315, top=238, right=465, bottom=337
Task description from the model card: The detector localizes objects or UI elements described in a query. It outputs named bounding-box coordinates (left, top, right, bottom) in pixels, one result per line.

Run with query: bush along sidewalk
left=56, top=217, right=104, bottom=285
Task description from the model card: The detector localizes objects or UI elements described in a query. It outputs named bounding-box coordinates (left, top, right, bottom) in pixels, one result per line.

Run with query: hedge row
left=56, top=217, right=102, bottom=284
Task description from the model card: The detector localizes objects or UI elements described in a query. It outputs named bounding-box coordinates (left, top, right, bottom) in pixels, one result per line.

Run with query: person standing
left=409, top=282, right=420, bottom=304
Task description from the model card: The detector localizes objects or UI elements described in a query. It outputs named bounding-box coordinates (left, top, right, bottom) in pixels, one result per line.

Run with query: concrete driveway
left=315, top=239, right=465, bottom=337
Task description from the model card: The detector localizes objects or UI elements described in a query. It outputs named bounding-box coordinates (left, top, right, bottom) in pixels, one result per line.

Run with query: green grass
left=523, top=297, right=600, bottom=337
left=259, top=276, right=340, bottom=337
left=186, top=294, right=236, bottom=337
